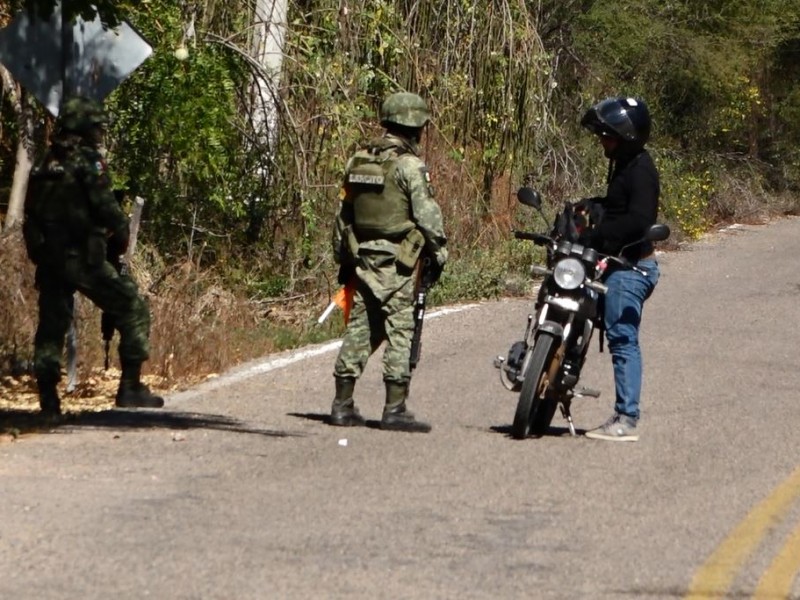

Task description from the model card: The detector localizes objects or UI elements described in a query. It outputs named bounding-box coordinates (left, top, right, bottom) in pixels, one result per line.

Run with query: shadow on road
left=489, top=424, right=586, bottom=438
left=287, top=412, right=385, bottom=430
left=0, top=409, right=302, bottom=439
left=287, top=411, right=329, bottom=424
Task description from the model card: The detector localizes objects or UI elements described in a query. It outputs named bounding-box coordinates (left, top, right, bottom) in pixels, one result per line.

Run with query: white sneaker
left=585, top=414, right=639, bottom=442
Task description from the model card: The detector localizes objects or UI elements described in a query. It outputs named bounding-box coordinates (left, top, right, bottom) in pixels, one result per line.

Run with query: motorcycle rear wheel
left=512, top=333, right=556, bottom=439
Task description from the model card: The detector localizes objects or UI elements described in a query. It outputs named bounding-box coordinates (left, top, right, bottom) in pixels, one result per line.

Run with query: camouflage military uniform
left=330, top=92, right=447, bottom=432
left=23, top=96, right=163, bottom=415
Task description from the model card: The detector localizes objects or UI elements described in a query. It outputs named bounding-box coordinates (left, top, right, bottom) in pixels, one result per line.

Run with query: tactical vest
left=27, top=153, right=95, bottom=254
left=345, top=144, right=415, bottom=240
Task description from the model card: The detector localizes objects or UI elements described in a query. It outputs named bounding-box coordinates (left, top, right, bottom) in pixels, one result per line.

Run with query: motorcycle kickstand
left=560, top=403, right=577, bottom=437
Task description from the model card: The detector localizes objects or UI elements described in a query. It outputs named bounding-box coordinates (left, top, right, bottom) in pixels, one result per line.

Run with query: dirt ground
left=0, top=368, right=181, bottom=440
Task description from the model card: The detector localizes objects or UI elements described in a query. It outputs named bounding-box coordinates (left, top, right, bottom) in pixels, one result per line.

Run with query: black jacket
left=588, top=148, right=659, bottom=262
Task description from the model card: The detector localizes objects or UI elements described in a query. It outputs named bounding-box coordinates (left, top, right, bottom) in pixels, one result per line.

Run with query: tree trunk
left=1, top=65, right=35, bottom=231
left=245, top=0, right=287, bottom=242
left=250, top=0, right=287, bottom=157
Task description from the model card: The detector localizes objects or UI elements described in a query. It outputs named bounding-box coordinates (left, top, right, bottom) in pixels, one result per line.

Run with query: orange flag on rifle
left=317, top=279, right=355, bottom=325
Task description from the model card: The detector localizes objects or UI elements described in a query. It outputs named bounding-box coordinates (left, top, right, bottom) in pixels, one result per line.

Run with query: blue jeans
left=603, top=259, right=660, bottom=421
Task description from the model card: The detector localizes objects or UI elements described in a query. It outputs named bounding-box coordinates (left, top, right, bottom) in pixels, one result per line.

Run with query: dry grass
left=709, top=173, right=800, bottom=226
left=0, top=229, right=37, bottom=369
left=423, top=133, right=528, bottom=255
left=0, top=228, right=311, bottom=418
left=145, top=261, right=267, bottom=381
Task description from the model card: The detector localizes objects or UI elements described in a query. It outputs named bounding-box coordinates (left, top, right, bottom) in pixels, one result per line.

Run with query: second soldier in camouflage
left=23, top=96, right=165, bottom=416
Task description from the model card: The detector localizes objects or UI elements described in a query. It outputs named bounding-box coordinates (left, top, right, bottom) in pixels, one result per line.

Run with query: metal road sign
left=0, top=1, right=152, bottom=116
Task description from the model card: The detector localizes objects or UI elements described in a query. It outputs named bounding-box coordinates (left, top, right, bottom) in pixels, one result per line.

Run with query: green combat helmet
left=380, top=92, right=430, bottom=128
left=57, top=96, right=108, bottom=137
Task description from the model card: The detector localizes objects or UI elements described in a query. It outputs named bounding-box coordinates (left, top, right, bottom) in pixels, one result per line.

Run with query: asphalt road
left=2, top=218, right=799, bottom=599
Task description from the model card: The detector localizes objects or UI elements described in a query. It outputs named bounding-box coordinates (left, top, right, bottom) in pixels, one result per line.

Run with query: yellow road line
left=753, top=517, right=800, bottom=599
left=685, top=467, right=800, bottom=599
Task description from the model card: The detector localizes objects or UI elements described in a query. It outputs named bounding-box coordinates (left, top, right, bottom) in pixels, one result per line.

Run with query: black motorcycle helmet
left=581, top=96, right=651, bottom=148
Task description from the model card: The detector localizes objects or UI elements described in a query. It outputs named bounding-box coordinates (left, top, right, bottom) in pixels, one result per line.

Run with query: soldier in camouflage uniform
left=330, top=92, right=448, bottom=433
left=23, top=96, right=164, bottom=416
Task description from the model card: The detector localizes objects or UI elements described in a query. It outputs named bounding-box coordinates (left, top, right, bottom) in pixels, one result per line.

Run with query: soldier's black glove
left=108, top=230, right=130, bottom=257
left=337, top=263, right=355, bottom=285
left=426, top=260, right=444, bottom=285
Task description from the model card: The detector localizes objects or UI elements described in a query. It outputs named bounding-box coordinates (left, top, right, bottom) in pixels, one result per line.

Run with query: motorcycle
left=494, top=187, right=670, bottom=439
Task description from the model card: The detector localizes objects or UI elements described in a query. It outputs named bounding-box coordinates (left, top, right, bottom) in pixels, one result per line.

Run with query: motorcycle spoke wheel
left=512, top=334, right=555, bottom=440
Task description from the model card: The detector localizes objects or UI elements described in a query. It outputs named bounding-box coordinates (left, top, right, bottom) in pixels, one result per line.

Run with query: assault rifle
left=409, top=257, right=439, bottom=371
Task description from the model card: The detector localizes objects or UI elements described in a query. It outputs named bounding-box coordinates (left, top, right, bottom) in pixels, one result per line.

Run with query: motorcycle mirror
left=516, top=187, right=542, bottom=210
left=618, top=223, right=672, bottom=255
left=644, top=223, right=671, bottom=243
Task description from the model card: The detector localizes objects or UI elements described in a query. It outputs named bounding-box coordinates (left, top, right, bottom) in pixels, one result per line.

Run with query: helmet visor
left=593, top=98, right=638, bottom=141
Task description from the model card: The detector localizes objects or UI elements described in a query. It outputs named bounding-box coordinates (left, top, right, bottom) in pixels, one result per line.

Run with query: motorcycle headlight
left=553, top=257, right=585, bottom=290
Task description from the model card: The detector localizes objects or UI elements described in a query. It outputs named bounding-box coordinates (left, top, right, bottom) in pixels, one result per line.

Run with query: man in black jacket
left=579, top=96, right=660, bottom=442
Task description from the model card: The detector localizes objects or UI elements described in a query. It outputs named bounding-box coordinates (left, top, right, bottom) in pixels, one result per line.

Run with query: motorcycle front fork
left=523, top=313, right=535, bottom=345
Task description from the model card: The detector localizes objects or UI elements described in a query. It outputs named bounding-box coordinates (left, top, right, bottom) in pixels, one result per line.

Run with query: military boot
left=380, top=381, right=431, bottom=433
left=329, top=377, right=364, bottom=427
left=37, top=378, right=62, bottom=418
left=115, top=363, right=164, bottom=408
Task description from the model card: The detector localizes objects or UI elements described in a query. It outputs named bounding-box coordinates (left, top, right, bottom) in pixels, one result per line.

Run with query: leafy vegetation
left=0, top=0, right=799, bottom=386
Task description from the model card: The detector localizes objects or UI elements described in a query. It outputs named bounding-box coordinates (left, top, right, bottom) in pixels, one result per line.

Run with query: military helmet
left=581, top=96, right=651, bottom=147
left=57, top=96, right=108, bottom=136
left=380, top=92, right=430, bottom=128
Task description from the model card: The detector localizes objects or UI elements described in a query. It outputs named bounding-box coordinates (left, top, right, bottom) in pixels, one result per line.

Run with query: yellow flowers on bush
left=658, top=155, right=715, bottom=240
left=713, top=76, right=762, bottom=135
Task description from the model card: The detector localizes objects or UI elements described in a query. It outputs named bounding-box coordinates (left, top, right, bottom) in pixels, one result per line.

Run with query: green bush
left=656, top=153, right=714, bottom=240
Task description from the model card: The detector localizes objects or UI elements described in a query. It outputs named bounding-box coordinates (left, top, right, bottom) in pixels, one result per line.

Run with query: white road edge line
left=170, top=303, right=481, bottom=400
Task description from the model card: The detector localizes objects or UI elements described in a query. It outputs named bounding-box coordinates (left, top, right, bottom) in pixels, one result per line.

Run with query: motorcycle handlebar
left=600, top=255, right=649, bottom=276
left=513, top=232, right=651, bottom=275
left=603, top=255, right=632, bottom=268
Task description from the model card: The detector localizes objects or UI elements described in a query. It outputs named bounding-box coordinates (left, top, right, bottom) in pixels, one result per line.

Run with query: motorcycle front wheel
left=512, top=333, right=556, bottom=439
left=530, top=396, right=559, bottom=435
